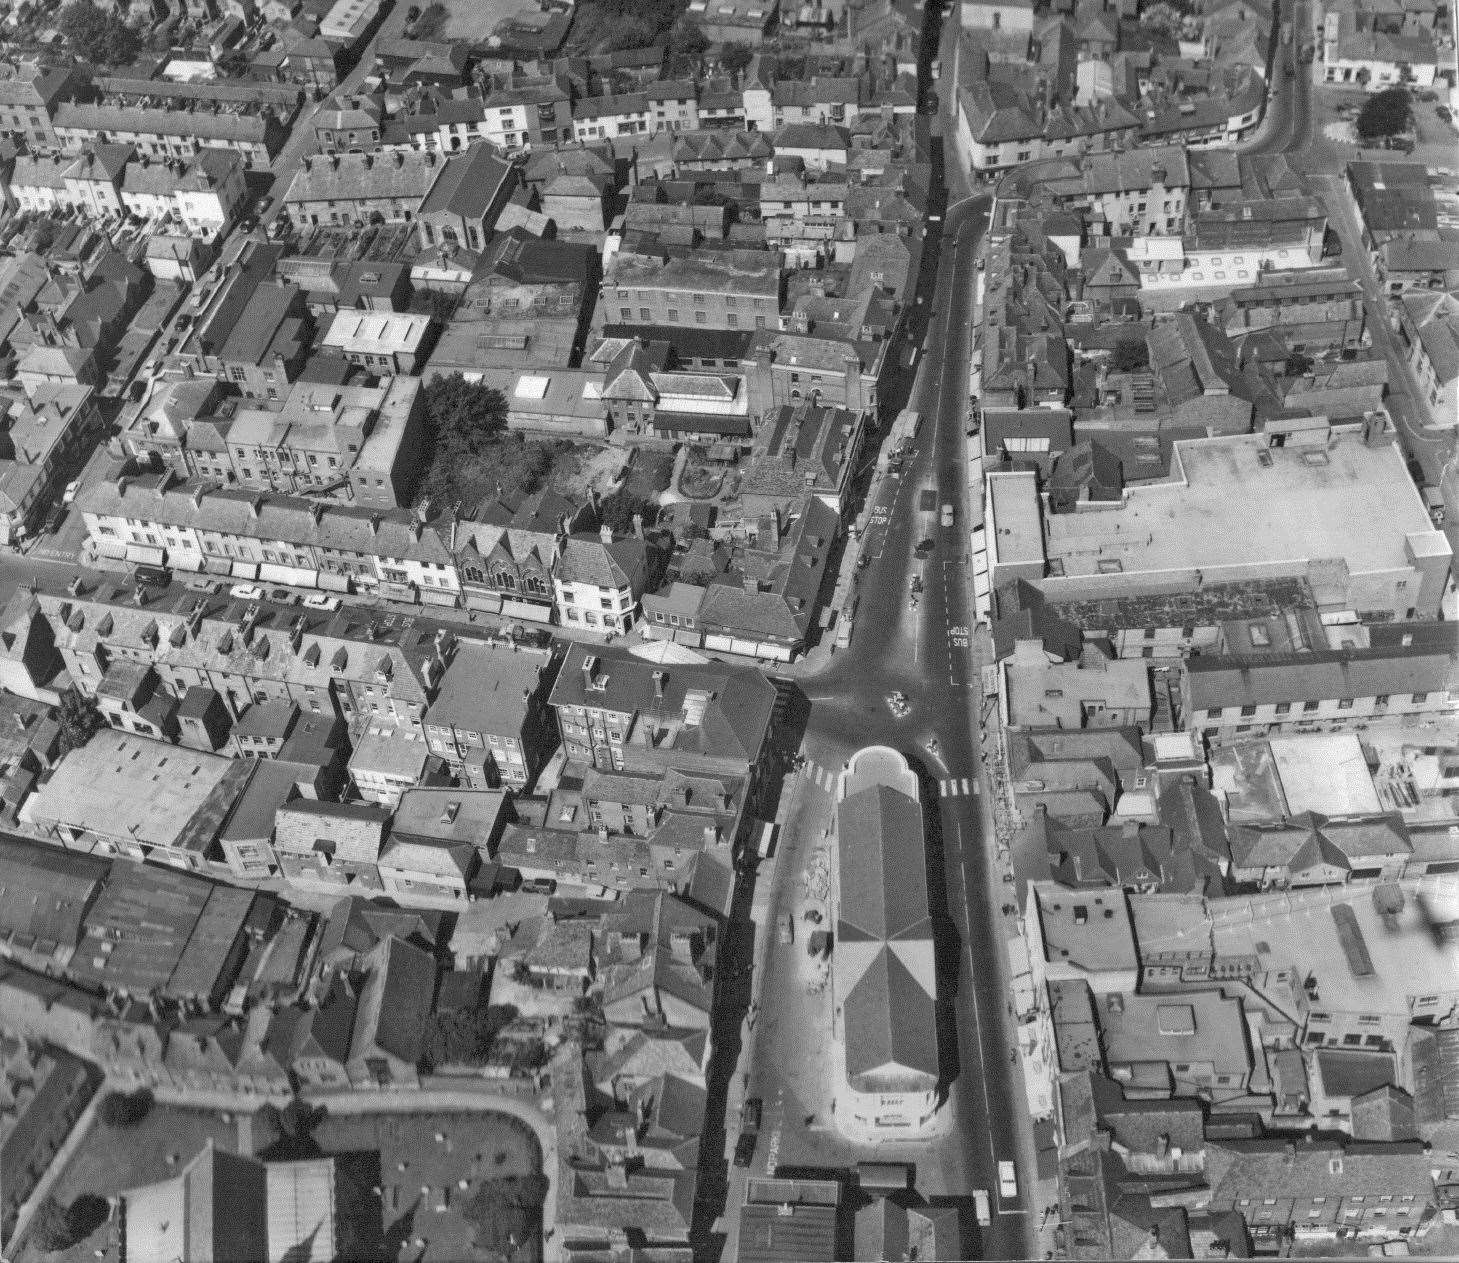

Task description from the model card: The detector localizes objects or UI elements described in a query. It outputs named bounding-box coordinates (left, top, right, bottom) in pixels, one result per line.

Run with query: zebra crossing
left=798, top=761, right=976, bottom=799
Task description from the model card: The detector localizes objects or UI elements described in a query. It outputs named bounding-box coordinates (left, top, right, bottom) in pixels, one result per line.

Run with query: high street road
left=733, top=181, right=1034, bottom=1260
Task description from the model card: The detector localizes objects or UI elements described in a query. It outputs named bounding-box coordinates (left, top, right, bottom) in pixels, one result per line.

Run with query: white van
left=973, top=1189, right=991, bottom=1226
left=998, top=1160, right=1018, bottom=1199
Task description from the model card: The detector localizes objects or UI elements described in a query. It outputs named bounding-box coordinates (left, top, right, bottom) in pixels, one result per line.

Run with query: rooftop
left=1042, top=431, right=1442, bottom=583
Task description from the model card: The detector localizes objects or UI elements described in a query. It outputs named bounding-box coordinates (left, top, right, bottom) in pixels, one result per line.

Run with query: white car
left=62, top=479, right=82, bottom=505
left=229, top=583, right=264, bottom=601
left=303, top=593, right=341, bottom=612
left=998, top=1160, right=1018, bottom=1200
left=941, top=503, right=955, bottom=528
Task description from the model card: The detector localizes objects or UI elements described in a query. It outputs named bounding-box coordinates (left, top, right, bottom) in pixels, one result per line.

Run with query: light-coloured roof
left=1042, top=431, right=1441, bottom=582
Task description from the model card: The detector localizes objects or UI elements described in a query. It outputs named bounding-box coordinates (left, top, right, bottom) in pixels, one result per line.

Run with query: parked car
left=303, top=592, right=341, bottom=611
left=43, top=503, right=67, bottom=534
left=266, top=587, right=297, bottom=604
left=974, top=1189, right=991, bottom=1227
left=998, top=1160, right=1018, bottom=1199
left=778, top=912, right=794, bottom=945
left=733, top=1130, right=758, bottom=1167
left=941, top=503, right=955, bottom=528
left=62, top=478, right=82, bottom=505
left=229, top=583, right=264, bottom=601
left=184, top=575, right=218, bottom=593
left=914, top=538, right=935, bottom=559
left=521, top=877, right=557, bottom=895
left=741, top=1097, right=763, bottom=1133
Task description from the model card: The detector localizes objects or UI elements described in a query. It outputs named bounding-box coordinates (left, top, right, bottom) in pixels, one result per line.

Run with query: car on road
left=184, top=575, right=218, bottom=593
left=918, top=489, right=937, bottom=512
left=974, top=1189, right=991, bottom=1227
left=778, top=912, right=794, bottom=945
left=229, top=583, right=265, bottom=601
left=998, top=1160, right=1018, bottom=1199
left=43, top=503, right=67, bottom=534
left=733, top=1130, right=758, bottom=1167
left=914, top=537, right=935, bottom=558
left=62, top=478, right=82, bottom=505
left=941, top=503, right=955, bottom=527
left=741, top=1097, right=763, bottom=1133
left=521, top=877, right=557, bottom=895
left=303, top=592, right=342, bottom=612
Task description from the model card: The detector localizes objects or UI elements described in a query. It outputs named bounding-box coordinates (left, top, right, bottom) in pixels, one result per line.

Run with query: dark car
left=134, top=563, right=172, bottom=588
left=733, top=1131, right=758, bottom=1168
left=741, top=1097, right=764, bottom=1132
left=914, top=538, right=935, bottom=558
left=511, top=625, right=554, bottom=649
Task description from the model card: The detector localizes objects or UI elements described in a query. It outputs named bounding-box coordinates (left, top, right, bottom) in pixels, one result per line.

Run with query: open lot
left=435, top=0, right=543, bottom=43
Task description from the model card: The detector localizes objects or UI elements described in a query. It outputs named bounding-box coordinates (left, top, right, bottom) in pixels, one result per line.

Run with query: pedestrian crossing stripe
left=801, top=764, right=974, bottom=797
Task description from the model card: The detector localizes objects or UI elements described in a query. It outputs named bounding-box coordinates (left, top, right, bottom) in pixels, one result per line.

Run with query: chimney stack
left=599, top=522, right=613, bottom=544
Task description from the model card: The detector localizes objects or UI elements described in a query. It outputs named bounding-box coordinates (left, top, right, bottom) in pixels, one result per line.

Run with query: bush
left=99, top=1088, right=154, bottom=1128
left=720, top=42, right=754, bottom=75
left=1356, top=87, right=1410, bottom=140
left=421, top=1004, right=518, bottom=1070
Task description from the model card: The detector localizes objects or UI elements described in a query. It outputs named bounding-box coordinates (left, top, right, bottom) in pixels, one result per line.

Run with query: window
left=667, top=309, right=679, bottom=322
left=1207, top=706, right=1223, bottom=719
left=1374, top=694, right=1389, bottom=706
left=1303, top=700, right=1320, bottom=713
left=1275, top=702, right=1291, bottom=715
left=1337, top=698, right=1354, bottom=710
left=695, top=311, right=706, bottom=324
left=1240, top=704, right=1257, bottom=717
left=620, top=307, right=631, bottom=319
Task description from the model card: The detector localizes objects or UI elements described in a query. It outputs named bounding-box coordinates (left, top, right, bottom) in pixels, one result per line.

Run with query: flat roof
left=1043, top=432, right=1439, bottom=581
left=987, top=470, right=1045, bottom=568
left=21, top=729, right=239, bottom=851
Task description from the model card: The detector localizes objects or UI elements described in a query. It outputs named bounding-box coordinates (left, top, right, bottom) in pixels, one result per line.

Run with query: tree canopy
left=462, top=1174, right=550, bottom=1255
left=59, top=0, right=140, bottom=65
left=1356, top=87, right=1410, bottom=140
left=720, top=42, right=754, bottom=75
left=597, top=489, right=655, bottom=536
left=422, top=374, right=508, bottom=460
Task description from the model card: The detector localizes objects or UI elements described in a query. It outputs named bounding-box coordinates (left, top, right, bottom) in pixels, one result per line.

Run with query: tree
left=462, top=1174, right=550, bottom=1256
left=65, top=1195, right=110, bottom=1242
left=57, top=688, right=102, bottom=754
left=58, top=0, right=140, bottom=65
left=1284, top=350, right=1314, bottom=377
left=28, top=1196, right=72, bottom=1254
left=1356, top=87, right=1411, bottom=140
left=1111, top=336, right=1149, bottom=372
left=597, top=489, right=654, bottom=536
left=99, top=1087, right=153, bottom=1128
left=720, top=42, right=754, bottom=76
left=664, top=16, right=708, bottom=74
left=421, top=374, right=508, bottom=460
